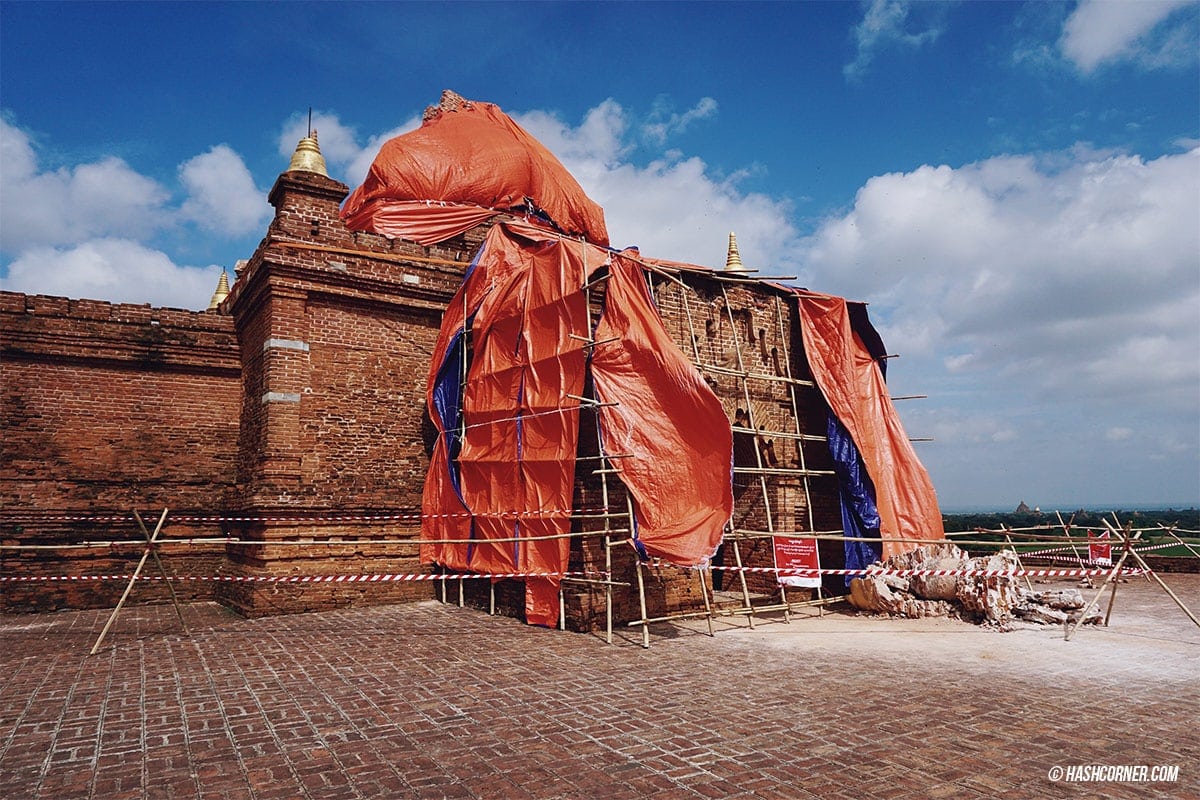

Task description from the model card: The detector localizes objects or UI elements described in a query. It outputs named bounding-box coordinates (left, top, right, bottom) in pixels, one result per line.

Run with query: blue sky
left=2, top=1, right=1198, bottom=511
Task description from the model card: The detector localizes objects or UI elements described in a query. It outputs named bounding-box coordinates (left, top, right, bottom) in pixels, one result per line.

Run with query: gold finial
left=724, top=232, right=745, bottom=271
left=207, top=270, right=230, bottom=311
left=286, top=129, right=329, bottom=177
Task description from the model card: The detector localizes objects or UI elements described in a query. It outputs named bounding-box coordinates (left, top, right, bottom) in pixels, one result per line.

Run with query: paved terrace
left=2, top=575, right=1197, bottom=800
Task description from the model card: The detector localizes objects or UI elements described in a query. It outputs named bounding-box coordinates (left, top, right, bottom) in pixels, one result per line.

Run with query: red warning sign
left=773, top=536, right=821, bottom=588
left=1088, top=530, right=1112, bottom=565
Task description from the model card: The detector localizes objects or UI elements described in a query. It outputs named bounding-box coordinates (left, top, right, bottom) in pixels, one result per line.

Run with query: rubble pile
left=848, top=543, right=1102, bottom=629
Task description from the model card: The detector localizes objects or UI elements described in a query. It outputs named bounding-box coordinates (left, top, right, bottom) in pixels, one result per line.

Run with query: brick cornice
left=0, top=292, right=239, bottom=374
left=267, top=171, right=349, bottom=209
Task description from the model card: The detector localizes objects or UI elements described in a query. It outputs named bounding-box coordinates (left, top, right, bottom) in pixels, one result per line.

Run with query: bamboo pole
left=586, top=274, right=619, bottom=646
left=559, top=576, right=631, bottom=587
left=1002, top=526, right=1034, bottom=593
left=698, top=362, right=816, bottom=387
left=10, top=527, right=1120, bottom=551
left=1158, top=524, right=1200, bottom=559
left=627, top=607, right=727, bottom=626
left=773, top=292, right=818, bottom=553
left=697, top=566, right=716, bottom=637
left=134, top=509, right=189, bottom=635
left=679, top=282, right=726, bottom=638
left=734, top=466, right=836, bottom=477
left=633, top=558, right=650, bottom=648
left=732, top=425, right=827, bottom=443
left=90, top=508, right=170, bottom=656
left=730, top=534, right=756, bottom=630
left=1102, top=521, right=1131, bottom=626
left=1107, top=520, right=1200, bottom=629
left=1064, top=532, right=1134, bottom=642
left=604, top=536, right=613, bottom=645
left=1054, top=511, right=1089, bottom=568
left=720, top=284, right=769, bottom=627
left=627, top=494, right=650, bottom=649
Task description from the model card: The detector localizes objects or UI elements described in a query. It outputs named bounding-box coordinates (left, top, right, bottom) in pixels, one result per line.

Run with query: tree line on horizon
left=942, top=507, right=1199, bottom=533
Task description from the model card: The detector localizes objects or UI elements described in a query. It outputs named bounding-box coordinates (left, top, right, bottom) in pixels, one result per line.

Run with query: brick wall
left=215, top=169, right=476, bottom=615
left=0, top=292, right=240, bottom=611
left=2, top=162, right=852, bottom=626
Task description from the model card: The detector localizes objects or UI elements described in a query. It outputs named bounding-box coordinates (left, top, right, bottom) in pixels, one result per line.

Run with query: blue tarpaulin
left=827, top=412, right=882, bottom=585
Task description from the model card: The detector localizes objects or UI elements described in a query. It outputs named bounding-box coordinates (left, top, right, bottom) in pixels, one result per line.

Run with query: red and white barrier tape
left=0, top=570, right=603, bottom=583
left=718, top=566, right=1145, bottom=578
left=0, top=565, right=1145, bottom=583
left=1017, top=541, right=1182, bottom=566
left=1, top=508, right=611, bottom=525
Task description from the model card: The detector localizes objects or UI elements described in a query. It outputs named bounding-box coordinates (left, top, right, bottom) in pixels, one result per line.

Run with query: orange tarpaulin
left=421, top=223, right=734, bottom=624
left=591, top=254, right=733, bottom=565
left=342, top=99, right=608, bottom=246
left=342, top=200, right=500, bottom=246
left=422, top=223, right=593, bottom=626
left=352, top=93, right=940, bottom=622
left=796, top=292, right=943, bottom=558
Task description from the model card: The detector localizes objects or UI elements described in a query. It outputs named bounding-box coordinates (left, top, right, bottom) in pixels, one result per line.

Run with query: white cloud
left=903, top=405, right=1020, bottom=448
left=844, top=0, right=943, bottom=81
left=0, top=118, right=170, bottom=252
left=802, top=146, right=1200, bottom=418
left=0, top=118, right=269, bottom=309
left=516, top=100, right=632, bottom=169
left=2, top=238, right=221, bottom=310
left=642, top=97, right=718, bottom=145
left=1060, top=0, right=1196, bottom=72
left=514, top=101, right=802, bottom=269
left=179, top=145, right=271, bottom=237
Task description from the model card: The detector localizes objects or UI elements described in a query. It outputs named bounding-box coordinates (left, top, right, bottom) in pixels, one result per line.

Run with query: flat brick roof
left=2, top=575, right=1197, bottom=799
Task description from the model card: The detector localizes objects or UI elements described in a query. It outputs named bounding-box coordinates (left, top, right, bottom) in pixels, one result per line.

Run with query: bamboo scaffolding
left=589, top=276, right=621, bottom=645
left=89, top=508, right=181, bottom=656
left=654, top=263, right=799, bottom=284
left=1158, top=524, right=1200, bottom=559
left=1064, top=525, right=1136, bottom=641
left=1103, top=519, right=1200, bottom=630
left=1002, top=525, right=1035, bottom=593
left=675, top=278, right=724, bottom=637
left=773, top=292, right=820, bottom=620
left=15, top=237, right=1197, bottom=647
left=719, top=283, right=764, bottom=628
left=676, top=278, right=735, bottom=635
left=731, top=425, right=827, bottom=443
left=1055, top=511, right=1089, bottom=566
left=698, top=362, right=816, bottom=387
left=734, top=466, right=836, bottom=477
left=13, top=526, right=1191, bottom=553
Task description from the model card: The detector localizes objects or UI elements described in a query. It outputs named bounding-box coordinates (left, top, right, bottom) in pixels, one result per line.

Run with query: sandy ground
left=678, top=574, right=1200, bottom=683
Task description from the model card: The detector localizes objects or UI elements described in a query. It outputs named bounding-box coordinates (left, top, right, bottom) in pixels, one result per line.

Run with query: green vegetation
left=943, top=507, right=1199, bottom=534
left=942, top=507, right=1200, bottom=560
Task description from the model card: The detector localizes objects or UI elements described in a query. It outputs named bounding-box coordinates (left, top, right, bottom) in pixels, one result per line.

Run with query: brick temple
left=1, top=98, right=935, bottom=630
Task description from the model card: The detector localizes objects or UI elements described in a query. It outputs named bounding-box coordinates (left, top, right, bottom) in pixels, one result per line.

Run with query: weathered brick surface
left=1, top=575, right=1196, bottom=799
left=3, top=163, right=857, bottom=624
left=0, top=295, right=240, bottom=610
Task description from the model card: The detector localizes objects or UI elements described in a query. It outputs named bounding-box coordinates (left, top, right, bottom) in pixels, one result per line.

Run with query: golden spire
left=724, top=232, right=745, bottom=271
left=207, top=270, right=230, bottom=311
left=286, top=129, right=329, bottom=177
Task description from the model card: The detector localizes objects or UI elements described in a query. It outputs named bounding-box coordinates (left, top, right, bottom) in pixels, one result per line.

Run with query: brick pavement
left=2, top=575, right=1197, bottom=799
